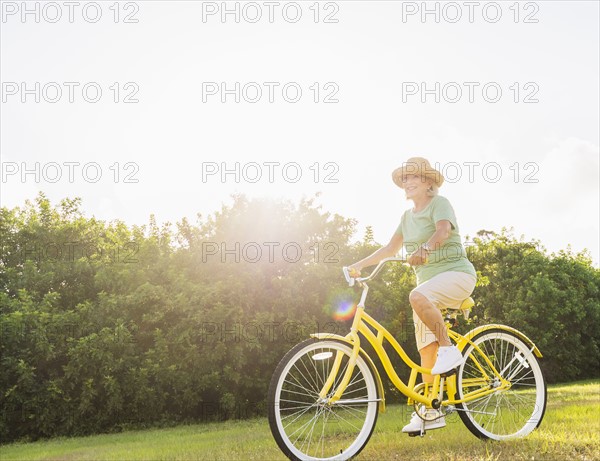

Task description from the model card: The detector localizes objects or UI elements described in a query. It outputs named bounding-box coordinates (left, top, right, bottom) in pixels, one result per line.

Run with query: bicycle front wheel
left=456, top=329, right=547, bottom=440
left=268, top=339, right=379, bottom=461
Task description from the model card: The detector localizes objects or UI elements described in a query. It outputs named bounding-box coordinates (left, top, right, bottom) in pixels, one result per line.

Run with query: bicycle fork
left=317, top=330, right=362, bottom=405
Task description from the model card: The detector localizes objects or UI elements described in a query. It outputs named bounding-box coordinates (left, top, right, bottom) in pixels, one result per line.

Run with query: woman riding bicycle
left=348, top=157, right=477, bottom=434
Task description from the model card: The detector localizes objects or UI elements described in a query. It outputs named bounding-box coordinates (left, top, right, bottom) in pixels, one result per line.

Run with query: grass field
left=1, top=380, right=598, bottom=461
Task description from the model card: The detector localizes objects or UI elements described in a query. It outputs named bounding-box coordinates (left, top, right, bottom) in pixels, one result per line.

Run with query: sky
left=1, top=0, right=599, bottom=265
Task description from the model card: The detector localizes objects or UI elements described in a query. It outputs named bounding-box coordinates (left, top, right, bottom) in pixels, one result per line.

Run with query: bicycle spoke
left=283, top=404, right=318, bottom=429
left=299, top=406, right=322, bottom=455
left=299, top=353, right=323, bottom=393
left=296, top=358, right=321, bottom=395
left=288, top=364, right=320, bottom=398
left=289, top=408, right=322, bottom=442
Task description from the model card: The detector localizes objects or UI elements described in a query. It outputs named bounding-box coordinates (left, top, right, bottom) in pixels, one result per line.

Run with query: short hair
left=427, top=183, right=439, bottom=197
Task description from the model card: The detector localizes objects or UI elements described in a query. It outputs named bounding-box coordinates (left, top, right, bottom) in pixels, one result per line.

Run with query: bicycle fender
left=310, top=333, right=386, bottom=413
left=457, top=324, right=543, bottom=358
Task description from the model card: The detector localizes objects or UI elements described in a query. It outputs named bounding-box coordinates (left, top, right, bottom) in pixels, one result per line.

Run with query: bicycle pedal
left=440, top=368, right=457, bottom=378
left=407, top=431, right=425, bottom=437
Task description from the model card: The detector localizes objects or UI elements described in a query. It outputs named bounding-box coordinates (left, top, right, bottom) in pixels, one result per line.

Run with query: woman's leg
left=402, top=338, right=448, bottom=433
left=419, top=342, right=438, bottom=397
left=409, top=291, right=451, bottom=347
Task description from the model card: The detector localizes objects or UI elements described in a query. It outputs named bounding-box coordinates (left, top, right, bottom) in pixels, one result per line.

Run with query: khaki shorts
left=411, top=271, right=477, bottom=351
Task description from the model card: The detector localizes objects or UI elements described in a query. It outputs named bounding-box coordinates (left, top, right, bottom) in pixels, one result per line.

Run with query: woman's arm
left=348, top=232, right=404, bottom=276
left=407, top=219, right=452, bottom=266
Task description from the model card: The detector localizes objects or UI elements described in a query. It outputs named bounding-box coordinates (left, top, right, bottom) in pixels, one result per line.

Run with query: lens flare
left=333, top=300, right=357, bottom=321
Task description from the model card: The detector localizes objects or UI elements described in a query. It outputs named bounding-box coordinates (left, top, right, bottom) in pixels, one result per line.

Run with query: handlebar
left=342, top=257, right=408, bottom=287
left=342, top=266, right=355, bottom=286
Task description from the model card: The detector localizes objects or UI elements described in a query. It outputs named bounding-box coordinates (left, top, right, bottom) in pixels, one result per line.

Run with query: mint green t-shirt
left=395, top=195, right=477, bottom=284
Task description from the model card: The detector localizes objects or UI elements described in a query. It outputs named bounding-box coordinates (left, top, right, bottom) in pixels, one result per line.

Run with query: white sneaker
left=430, top=345, right=463, bottom=375
left=401, top=406, right=446, bottom=434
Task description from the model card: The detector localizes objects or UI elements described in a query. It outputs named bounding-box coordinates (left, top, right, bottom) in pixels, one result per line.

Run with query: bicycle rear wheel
left=268, top=339, right=379, bottom=461
left=456, top=329, right=547, bottom=440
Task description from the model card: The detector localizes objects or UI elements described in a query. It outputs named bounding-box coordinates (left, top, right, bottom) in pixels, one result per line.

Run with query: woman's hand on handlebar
left=347, top=265, right=362, bottom=278
left=407, top=247, right=428, bottom=266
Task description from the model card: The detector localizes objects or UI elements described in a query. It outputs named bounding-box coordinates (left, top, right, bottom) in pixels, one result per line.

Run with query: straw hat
left=392, top=157, right=444, bottom=188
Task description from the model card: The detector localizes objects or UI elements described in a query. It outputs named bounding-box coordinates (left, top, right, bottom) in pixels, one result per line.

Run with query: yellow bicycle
left=268, top=257, right=547, bottom=461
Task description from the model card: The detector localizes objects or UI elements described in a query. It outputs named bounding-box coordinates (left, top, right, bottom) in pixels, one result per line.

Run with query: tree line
left=1, top=193, right=598, bottom=443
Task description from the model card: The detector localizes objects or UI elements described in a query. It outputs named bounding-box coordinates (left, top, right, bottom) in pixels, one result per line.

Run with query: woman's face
left=401, top=174, right=432, bottom=200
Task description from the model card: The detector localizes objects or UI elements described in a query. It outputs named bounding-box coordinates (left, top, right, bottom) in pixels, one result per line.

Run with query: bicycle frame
left=269, top=259, right=547, bottom=458
left=314, top=258, right=521, bottom=410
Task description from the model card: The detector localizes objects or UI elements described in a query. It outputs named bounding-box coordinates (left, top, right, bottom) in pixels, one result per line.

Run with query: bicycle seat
left=460, top=297, right=475, bottom=311
left=444, top=297, right=475, bottom=320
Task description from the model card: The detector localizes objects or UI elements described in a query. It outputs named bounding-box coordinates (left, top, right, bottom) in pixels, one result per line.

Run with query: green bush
left=1, top=194, right=598, bottom=443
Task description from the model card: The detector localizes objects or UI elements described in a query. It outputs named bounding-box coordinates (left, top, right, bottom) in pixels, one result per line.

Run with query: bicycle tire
left=456, top=328, right=547, bottom=440
left=268, top=338, right=379, bottom=461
